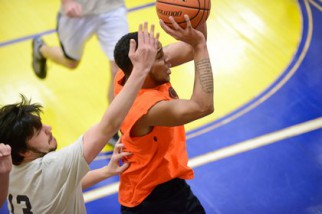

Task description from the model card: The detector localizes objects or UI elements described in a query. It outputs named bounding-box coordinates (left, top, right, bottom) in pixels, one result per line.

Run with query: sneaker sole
left=32, top=38, right=47, bottom=79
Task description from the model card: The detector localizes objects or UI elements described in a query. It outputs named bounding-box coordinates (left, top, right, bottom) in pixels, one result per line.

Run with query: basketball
left=156, top=0, right=211, bottom=29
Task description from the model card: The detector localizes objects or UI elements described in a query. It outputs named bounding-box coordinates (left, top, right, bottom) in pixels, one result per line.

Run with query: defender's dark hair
left=0, top=95, right=43, bottom=165
left=114, top=32, right=138, bottom=78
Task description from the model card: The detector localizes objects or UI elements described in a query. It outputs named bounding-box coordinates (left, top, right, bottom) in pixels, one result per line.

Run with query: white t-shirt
left=61, top=0, right=125, bottom=16
left=8, top=137, right=90, bottom=214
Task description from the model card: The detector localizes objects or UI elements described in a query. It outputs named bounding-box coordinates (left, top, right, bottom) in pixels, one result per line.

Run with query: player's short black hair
left=114, top=32, right=138, bottom=78
left=0, top=95, right=43, bottom=165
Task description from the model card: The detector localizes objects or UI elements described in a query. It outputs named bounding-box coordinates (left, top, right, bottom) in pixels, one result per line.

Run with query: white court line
left=189, top=117, right=322, bottom=168
left=84, top=117, right=322, bottom=202
left=309, top=0, right=322, bottom=11
left=84, top=182, right=120, bottom=203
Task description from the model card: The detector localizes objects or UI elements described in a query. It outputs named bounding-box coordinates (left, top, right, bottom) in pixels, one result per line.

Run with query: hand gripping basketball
left=156, top=0, right=211, bottom=29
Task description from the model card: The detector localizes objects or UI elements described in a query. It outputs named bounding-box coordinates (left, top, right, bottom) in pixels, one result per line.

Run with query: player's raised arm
left=156, top=0, right=210, bottom=68
left=82, top=23, right=159, bottom=164
left=163, top=22, right=207, bottom=68
left=138, top=15, right=213, bottom=127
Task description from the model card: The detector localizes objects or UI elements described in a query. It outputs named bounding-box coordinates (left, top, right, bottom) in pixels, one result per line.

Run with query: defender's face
left=149, top=42, right=172, bottom=85
left=27, top=124, right=57, bottom=156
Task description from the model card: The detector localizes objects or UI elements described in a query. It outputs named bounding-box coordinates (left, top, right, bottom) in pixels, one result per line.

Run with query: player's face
left=27, top=124, right=57, bottom=156
left=149, top=42, right=171, bottom=85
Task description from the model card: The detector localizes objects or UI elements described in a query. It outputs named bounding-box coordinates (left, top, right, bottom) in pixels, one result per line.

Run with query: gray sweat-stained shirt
left=8, top=137, right=90, bottom=214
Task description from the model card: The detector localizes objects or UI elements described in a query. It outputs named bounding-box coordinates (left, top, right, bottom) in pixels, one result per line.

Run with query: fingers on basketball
left=156, top=0, right=211, bottom=29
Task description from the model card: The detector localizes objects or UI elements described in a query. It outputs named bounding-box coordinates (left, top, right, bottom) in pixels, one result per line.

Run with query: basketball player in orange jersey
left=114, top=15, right=213, bottom=213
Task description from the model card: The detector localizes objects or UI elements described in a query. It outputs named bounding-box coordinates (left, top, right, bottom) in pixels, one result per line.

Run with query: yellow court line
left=84, top=117, right=322, bottom=203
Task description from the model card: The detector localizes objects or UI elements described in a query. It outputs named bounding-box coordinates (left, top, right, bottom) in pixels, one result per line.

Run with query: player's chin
left=163, top=77, right=170, bottom=84
left=49, top=144, right=58, bottom=152
left=49, top=138, right=58, bottom=151
left=166, top=75, right=171, bottom=82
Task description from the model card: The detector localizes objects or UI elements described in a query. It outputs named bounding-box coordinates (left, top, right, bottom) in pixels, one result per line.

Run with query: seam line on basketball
left=157, top=1, right=210, bottom=10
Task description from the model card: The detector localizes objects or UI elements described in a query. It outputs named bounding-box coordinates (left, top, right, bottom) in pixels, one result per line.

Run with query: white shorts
left=57, top=6, right=128, bottom=61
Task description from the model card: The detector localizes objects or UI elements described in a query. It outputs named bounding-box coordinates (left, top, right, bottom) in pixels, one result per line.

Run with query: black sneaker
left=32, top=37, right=47, bottom=79
left=107, top=133, right=120, bottom=147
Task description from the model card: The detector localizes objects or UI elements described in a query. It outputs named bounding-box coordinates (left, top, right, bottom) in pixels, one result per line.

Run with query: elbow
left=204, top=105, right=214, bottom=116
left=200, top=103, right=214, bottom=117
left=207, top=105, right=215, bottom=115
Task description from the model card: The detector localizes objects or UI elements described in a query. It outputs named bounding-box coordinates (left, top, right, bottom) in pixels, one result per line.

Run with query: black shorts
left=121, top=178, right=206, bottom=214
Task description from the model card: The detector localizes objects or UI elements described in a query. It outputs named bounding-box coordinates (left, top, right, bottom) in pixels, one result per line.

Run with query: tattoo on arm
left=196, top=58, right=213, bottom=93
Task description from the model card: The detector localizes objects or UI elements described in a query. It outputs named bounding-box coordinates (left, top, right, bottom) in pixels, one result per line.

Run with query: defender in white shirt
left=1, top=23, right=159, bottom=214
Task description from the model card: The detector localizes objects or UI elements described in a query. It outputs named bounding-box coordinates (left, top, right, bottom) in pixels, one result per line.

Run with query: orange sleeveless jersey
left=114, top=70, right=194, bottom=207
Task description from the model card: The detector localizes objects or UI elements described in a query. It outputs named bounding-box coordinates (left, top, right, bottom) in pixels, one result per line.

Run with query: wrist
left=102, top=166, right=114, bottom=179
left=193, top=42, right=207, bottom=52
left=130, top=67, right=150, bottom=79
left=0, top=171, right=10, bottom=176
